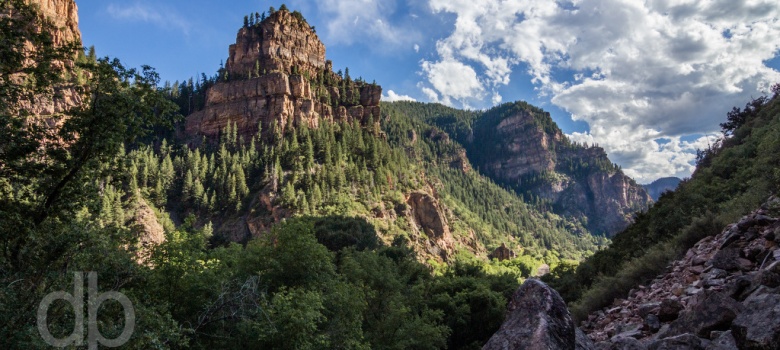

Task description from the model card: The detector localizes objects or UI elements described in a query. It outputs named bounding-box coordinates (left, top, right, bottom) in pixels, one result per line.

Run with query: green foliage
left=383, top=101, right=625, bottom=235
left=382, top=101, right=603, bottom=260
left=548, top=92, right=780, bottom=320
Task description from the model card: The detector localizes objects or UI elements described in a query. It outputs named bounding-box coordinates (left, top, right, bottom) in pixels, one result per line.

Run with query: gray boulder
left=731, top=293, right=780, bottom=349
left=648, top=334, right=707, bottom=350
left=483, top=279, right=582, bottom=350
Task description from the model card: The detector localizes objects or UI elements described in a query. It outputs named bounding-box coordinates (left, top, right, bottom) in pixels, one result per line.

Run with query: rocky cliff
left=468, top=102, right=652, bottom=236
left=28, top=0, right=81, bottom=48
left=16, top=0, right=83, bottom=115
left=186, top=9, right=382, bottom=141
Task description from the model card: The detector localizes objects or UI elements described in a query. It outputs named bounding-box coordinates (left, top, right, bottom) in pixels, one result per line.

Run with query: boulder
left=660, top=291, right=742, bottom=339
left=709, top=248, right=742, bottom=271
left=704, top=331, right=737, bottom=350
left=658, top=299, right=684, bottom=322
left=597, top=337, right=646, bottom=350
left=731, top=293, right=780, bottom=349
left=648, top=334, right=706, bottom=350
left=483, top=279, right=576, bottom=350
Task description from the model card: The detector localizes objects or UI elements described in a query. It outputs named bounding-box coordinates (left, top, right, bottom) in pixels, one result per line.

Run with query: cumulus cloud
left=310, top=0, right=421, bottom=50
left=107, top=3, right=191, bottom=35
left=421, top=58, right=485, bottom=107
left=421, top=0, right=780, bottom=182
left=383, top=90, right=416, bottom=102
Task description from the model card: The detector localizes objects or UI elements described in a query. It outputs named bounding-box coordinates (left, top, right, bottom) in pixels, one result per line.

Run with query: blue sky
left=77, top=0, right=780, bottom=183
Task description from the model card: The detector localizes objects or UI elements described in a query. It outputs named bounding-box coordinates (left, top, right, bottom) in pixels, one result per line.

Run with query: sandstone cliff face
left=28, top=0, right=81, bottom=47
left=406, top=191, right=456, bottom=261
left=186, top=9, right=381, bottom=141
left=226, top=11, right=324, bottom=79
left=17, top=0, right=83, bottom=116
left=468, top=103, right=651, bottom=236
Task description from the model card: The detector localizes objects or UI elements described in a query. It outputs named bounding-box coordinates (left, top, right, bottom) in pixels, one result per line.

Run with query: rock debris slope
left=485, top=197, right=780, bottom=349
left=581, top=197, right=780, bottom=349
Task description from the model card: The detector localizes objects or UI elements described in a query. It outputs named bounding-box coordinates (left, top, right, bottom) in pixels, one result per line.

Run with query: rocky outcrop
left=15, top=0, right=83, bottom=116
left=581, top=197, right=780, bottom=349
left=489, top=243, right=516, bottom=261
left=129, top=198, right=166, bottom=262
left=551, top=170, right=654, bottom=236
left=28, top=0, right=81, bottom=48
left=406, top=191, right=455, bottom=261
left=186, top=9, right=381, bottom=141
left=226, top=10, right=324, bottom=79
left=483, top=279, right=594, bottom=350
left=468, top=103, right=652, bottom=236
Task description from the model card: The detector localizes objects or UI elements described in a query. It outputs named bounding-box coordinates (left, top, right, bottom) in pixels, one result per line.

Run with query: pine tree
left=304, top=134, right=315, bottom=170
left=236, top=165, right=249, bottom=198
left=273, top=157, right=282, bottom=192
left=183, top=169, right=194, bottom=202
left=231, top=121, right=238, bottom=146
left=281, top=181, right=296, bottom=207
left=193, top=179, right=205, bottom=208
left=312, top=184, right=323, bottom=208
left=227, top=174, right=238, bottom=210
left=129, top=161, right=139, bottom=194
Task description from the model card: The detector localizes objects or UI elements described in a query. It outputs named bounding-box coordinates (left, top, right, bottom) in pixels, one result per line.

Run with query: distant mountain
left=642, top=177, right=682, bottom=201
left=388, top=101, right=653, bottom=237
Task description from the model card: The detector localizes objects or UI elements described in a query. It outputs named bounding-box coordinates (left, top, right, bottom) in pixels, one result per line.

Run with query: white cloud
left=414, top=44, right=420, bottom=53
left=422, top=0, right=780, bottom=182
left=383, top=90, right=416, bottom=102
left=421, top=58, right=485, bottom=107
left=107, top=3, right=191, bottom=35
left=311, top=0, right=420, bottom=49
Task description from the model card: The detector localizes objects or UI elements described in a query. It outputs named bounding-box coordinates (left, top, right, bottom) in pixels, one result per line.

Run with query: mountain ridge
left=643, top=177, right=682, bottom=201
left=385, top=101, right=653, bottom=237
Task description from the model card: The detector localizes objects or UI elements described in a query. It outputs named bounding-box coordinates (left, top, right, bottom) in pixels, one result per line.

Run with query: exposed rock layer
left=186, top=9, right=381, bottom=141
left=468, top=105, right=652, bottom=236
left=20, top=0, right=83, bottom=115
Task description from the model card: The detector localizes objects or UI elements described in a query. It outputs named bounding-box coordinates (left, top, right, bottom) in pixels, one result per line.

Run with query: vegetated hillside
left=544, top=86, right=780, bottom=320
left=0, top=3, right=549, bottom=348
left=152, top=5, right=605, bottom=266
left=385, top=101, right=652, bottom=236
left=381, top=102, right=606, bottom=261
left=643, top=177, right=682, bottom=201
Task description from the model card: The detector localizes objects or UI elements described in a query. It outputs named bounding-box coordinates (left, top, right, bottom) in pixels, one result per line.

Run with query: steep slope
left=583, top=199, right=780, bottom=348
left=386, top=101, right=652, bottom=237
left=547, top=87, right=780, bottom=327
left=643, top=177, right=682, bottom=201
